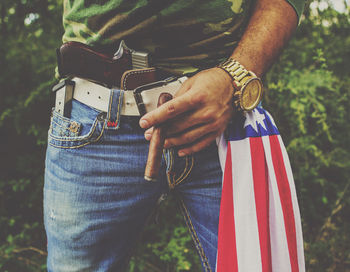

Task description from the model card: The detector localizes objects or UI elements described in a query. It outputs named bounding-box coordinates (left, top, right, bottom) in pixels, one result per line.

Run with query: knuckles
left=201, top=109, right=216, bottom=123
left=208, top=119, right=221, bottom=131
left=183, top=133, right=195, bottom=143
left=165, top=102, right=176, bottom=115
left=190, top=91, right=207, bottom=106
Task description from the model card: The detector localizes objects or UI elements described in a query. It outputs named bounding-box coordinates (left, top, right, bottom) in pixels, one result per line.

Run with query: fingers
left=165, top=109, right=213, bottom=136
left=165, top=112, right=226, bottom=147
left=144, top=107, right=224, bottom=143
left=144, top=127, right=153, bottom=140
left=177, top=132, right=218, bottom=157
left=139, top=86, right=201, bottom=129
left=145, top=125, right=220, bottom=157
left=140, top=67, right=235, bottom=155
left=164, top=123, right=211, bottom=148
left=144, top=104, right=222, bottom=139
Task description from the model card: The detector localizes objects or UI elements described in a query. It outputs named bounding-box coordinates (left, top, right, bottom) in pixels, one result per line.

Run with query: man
left=44, top=0, right=305, bottom=271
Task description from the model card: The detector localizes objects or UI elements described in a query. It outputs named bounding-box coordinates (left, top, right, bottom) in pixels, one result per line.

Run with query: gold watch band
left=217, top=58, right=263, bottom=112
left=218, top=58, right=254, bottom=86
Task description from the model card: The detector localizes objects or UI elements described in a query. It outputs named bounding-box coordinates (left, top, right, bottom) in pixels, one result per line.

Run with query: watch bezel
left=239, top=77, right=263, bottom=112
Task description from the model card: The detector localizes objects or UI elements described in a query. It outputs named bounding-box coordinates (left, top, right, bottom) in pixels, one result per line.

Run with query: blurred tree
left=264, top=1, right=350, bottom=270
left=0, top=0, right=63, bottom=270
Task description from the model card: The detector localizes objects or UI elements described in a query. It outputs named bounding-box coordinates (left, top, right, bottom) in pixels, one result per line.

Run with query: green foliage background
left=0, top=0, right=349, bottom=271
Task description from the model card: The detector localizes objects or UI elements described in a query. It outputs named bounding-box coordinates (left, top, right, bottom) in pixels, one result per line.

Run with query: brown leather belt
left=54, top=41, right=187, bottom=117
left=57, top=40, right=173, bottom=88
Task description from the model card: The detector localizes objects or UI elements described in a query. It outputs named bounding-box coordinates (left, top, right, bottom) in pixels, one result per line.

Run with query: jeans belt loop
left=104, top=89, right=123, bottom=130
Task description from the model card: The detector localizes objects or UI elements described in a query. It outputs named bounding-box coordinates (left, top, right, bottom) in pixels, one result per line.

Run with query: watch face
left=241, top=78, right=262, bottom=111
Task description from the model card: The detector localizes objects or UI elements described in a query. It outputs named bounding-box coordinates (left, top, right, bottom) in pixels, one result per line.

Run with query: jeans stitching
left=53, top=107, right=100, bottom=123
left=50, top=119, right=79, bottom=136
left=174, top=155, right=194, bottom=187
left=167, top=171, right=176, bottom=189
left=163, top=150, right=167, bottom=164
left=166, top=149, right=175, bottom=189
left=52, top=110, right=74, bottom=123
left=115, top=90, right=123, bottom=123
left=106, top=90, right=114, bottom=123
left=173, top=156, right=188, bottom=183
left=49, top=118, right=99, bottom=142
left=48, top=121, right=106, bottom=149
left=179, top=198, right=212, bottom=272
left=51, top=118, right=70, bottom=131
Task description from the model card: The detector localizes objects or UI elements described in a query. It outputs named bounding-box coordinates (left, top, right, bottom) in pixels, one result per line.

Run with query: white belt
left=68, top=77, right=187, bottom=116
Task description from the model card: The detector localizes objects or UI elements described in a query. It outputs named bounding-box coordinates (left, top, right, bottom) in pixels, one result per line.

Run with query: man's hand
left=139, top=0, right=298, bottom=156
left=139, top=68, right=234, bottom=157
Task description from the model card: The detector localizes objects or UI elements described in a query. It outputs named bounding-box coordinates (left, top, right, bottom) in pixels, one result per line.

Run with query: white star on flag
left=243, top=109, right=267, bottom=132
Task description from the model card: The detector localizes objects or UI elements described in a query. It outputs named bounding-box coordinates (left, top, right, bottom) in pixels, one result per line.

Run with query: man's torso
left=62, top=0, right=253, bottom=74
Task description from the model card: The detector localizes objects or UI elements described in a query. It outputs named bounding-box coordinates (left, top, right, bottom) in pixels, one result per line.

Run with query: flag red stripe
left=270, top=135, right=299, bottom=272
left=250, top=137, right=272, bottom=272
left=217, top=143, right=238, bottom=271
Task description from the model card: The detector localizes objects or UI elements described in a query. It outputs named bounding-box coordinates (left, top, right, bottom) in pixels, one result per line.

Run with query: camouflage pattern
left=62, top=0, right=304, bottom=75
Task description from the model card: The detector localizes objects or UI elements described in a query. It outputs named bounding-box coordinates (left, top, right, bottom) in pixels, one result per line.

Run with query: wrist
left=217, top=58, right=263, bottom=112
left=229, top=53, right=263, bottom=78
left=212, top=67, right=235, bottom=89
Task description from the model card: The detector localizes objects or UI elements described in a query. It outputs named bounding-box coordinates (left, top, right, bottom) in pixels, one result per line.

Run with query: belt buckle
left=133, top=77, right=177, bottom=116
left=52, top=79, right=75, bottom=117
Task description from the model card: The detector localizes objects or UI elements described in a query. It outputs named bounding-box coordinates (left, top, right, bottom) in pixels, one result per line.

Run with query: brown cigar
left=144, top=92, right=173, bottom=181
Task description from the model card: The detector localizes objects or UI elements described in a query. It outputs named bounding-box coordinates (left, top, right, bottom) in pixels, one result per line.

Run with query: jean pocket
left=48, top=99, right=106, bottom=149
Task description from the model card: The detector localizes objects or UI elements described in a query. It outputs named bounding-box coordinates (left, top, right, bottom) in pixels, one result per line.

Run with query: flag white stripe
left=261, top=136, right=292, bottom=272
left=230, top=140, right=262, bottom=271
left=277, top=135, right=305, bottom=272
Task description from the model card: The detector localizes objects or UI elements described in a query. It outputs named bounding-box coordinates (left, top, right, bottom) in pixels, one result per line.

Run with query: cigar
left=144, top=93, right=173, bottom=181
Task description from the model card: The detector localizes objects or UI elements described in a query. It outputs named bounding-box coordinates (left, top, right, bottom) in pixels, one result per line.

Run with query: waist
left=53, top=76, right=188, bottom=117
left=54, top=41, right=189, bottom=118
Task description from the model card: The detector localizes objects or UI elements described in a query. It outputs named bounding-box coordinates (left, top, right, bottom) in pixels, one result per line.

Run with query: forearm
left=230, top=0, right=298, bottom=77
left=140, top=0, right=300, bottom=154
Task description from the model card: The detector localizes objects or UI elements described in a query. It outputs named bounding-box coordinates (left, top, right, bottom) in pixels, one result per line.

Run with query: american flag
left=216, top=108, right=305, bottom=272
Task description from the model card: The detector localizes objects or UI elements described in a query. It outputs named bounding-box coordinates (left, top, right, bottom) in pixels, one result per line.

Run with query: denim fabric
left=44, top=89, right=222, bottom=272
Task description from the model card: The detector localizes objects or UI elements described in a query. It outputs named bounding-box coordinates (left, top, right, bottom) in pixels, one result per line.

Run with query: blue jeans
left=44, top=89, right=222, bottom=272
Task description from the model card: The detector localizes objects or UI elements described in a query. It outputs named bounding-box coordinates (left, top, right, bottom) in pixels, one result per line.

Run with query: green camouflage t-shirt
left=62, top=0, right=304, bottom=74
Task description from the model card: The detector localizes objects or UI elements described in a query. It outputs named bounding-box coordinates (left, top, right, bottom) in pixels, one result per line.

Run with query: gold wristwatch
left=218, top=58, right=263, bottom=112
